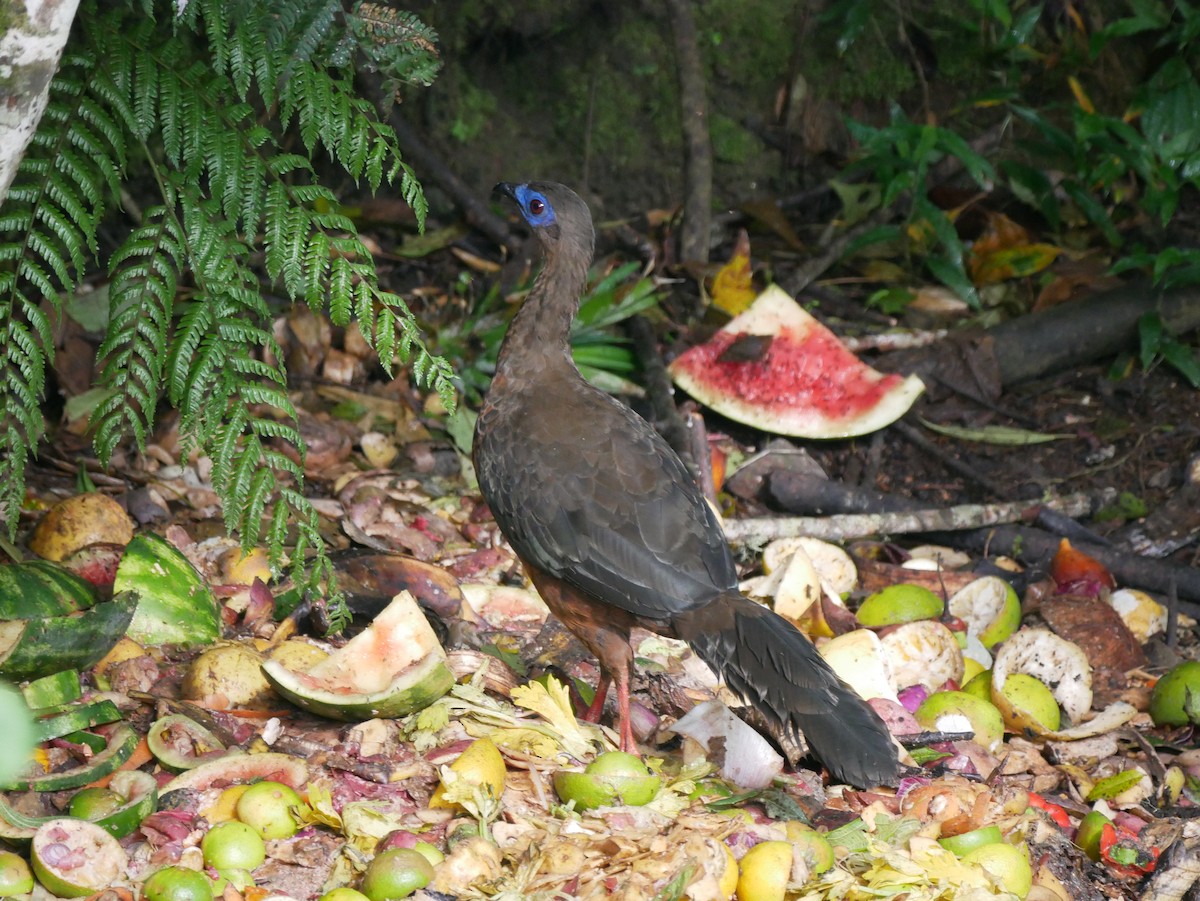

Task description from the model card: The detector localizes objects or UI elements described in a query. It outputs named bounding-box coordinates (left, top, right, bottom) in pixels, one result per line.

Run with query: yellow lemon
left=429, top=738, right=506, bottom=809
left=783, top=822, right=833, bottom=874
left=996, top=673, right=1060, bottom=733
left=962, top=841, right=1032, bottom=899
left=736, top=840, right=792, bottom=901
left=718, top=843, right=739, bottom=898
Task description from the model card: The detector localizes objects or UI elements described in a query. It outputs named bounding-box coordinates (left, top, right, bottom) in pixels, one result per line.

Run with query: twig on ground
left=723, top=493, right=1096, bottom=546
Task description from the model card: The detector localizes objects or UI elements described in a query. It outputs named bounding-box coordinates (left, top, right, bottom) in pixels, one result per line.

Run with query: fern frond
left=94, top=206, right=182, bottom=457
left=0, top=49, right=123, bottom=532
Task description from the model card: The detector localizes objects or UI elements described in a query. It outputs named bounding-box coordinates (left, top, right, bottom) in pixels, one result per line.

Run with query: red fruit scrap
left=1050, top=539, right=1116, bottom=597
left=1099, top=821, right=1159, bottom=878
left=1026, top=792, right=1071, bottom=829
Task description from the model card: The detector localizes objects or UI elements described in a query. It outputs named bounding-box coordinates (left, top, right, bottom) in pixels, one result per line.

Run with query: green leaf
left=919, top=418, right=1069, bottom=445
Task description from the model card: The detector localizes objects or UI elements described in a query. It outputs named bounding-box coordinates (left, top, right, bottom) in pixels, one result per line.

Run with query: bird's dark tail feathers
left=675, top=591, right=900, bottom=788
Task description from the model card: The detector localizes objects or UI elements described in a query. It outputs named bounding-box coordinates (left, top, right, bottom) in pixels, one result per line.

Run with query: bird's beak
left=493, top=182, right=520, bottom=202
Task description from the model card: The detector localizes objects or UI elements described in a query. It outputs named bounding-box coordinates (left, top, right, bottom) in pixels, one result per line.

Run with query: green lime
left=938, top=824, right=1003, bottom=857
left=962, top=842, right=1032, bottom=899
left=857, top=584, right=943, bottom=627
left=67, top=787, right=124, bottom=820
left=319, top=889, right=372, bottom=901
left=235, top=780, right=302, bottom=840
left=359, top=849, right=434, bottom=901
left=1074, top=810, right=1110, bottom=861
left=997, top=673, right=1060, bottom=733
left=1149, top=660, right=1200, bottom=727
left=948, top=576, right=1021, bottom=648
left=784, top=822, right=834, bottom=874
left=201, top=821, right=266, bottom=871
left=412, top=841, right=444, bottom=866
left=553, top=752, right=661, bottom=810
left=31, top=819, right=127, bottom=898
left=0, top=850, right=34, bottom=896
left=961, top=670, right=992, bottom=701
left=142, top=866, right=214, bottom=901
left=914, top=690, right=1004, bottom=752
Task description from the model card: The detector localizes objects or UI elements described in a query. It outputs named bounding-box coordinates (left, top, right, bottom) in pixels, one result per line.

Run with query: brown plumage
left=474, top=181, right=900, bottom=787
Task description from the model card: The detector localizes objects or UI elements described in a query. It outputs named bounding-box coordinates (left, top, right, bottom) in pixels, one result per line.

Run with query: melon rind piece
left=668, top=285, right=925, bottom=438
left=262, top=590, right=453, bottom=721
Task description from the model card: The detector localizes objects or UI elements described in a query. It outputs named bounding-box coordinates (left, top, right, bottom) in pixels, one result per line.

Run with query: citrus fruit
left=359, top=848, right=434, bottom=901
left=202, top=820, right=266, bottom=871
left=0, top=850, right=33, bottom=896
left=142, top=866, right=214, bottom=901
left=736, top=840, right=792, bottom=901
left=937, top=824, right=1002, bottom=857
left=30, top=819, right=127, bottom=898
left=783, top=822, right=833, bottom=874
left=553, top=751, right=661, bottom=810
left=997, top=673, right=1061, bottom=733
left=235, top=781, right=302, bottom=840
left=948, top=576, right=1021, bottom=648
left=429, top=738, right=506, bottom=809
left=320, top=889, right=372, bottom=901
left=857, top=584, right=943, bottom=627
left=914, top=690, right=1004, bottom=752
left=1149, top=660, right=1200, bottom=727
left=962, top=842, right=1032, bottom=899
left=1074, top=810, right=1110, bottom=861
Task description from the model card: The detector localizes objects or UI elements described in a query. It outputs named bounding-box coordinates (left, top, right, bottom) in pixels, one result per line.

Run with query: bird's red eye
left=529, top=198, right=545, bottom=215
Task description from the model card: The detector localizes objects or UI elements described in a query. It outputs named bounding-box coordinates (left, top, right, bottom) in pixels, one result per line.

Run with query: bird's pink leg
left=614, top=666, right=637, bottom=753
left=583, top=672, right=611, bottom=723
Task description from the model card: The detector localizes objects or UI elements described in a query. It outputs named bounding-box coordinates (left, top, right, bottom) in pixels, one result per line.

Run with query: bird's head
left=494, top=181, right=595, bottom=262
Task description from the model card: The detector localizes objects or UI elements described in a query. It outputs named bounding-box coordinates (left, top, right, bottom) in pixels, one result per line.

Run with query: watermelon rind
left=0, top=724, right=138, bottom=792
left=0, top=560, right=97, bottom=619
left=0, top=592, right=138, bottom=680
left=669, top=285, right=925, bottom=439
left=113, top=532, right=220, bottom=648
left=161, top=752, right=308, bottom=795
left=262, top=590, right=454, bottom=721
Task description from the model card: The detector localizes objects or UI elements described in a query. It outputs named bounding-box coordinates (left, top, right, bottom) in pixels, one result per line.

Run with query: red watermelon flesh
left=669, top=286, right=924, bottom=438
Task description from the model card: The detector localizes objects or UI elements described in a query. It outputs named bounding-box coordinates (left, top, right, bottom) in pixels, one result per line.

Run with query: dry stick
left=722, top=492, right=1097, bottom=546
left=664, top=0, right=712, bottom=264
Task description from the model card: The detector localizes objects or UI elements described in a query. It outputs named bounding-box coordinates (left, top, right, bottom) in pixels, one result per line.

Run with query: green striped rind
left=113, top=533, right=220, bottom=648
left=31, top=700, right=124, bottom=744
left=146, top=714, right=225, bottom=771
left=91, top=770, right=158, bottom=839
left=22, top=670, right=83, bottom=709
left=0, top=771, right=156, bottom=841
left=0, top=724, right=138, bottom=792
left=0, top=561, right=97, bottom=619
left=0, top=592, right=138, bottom=680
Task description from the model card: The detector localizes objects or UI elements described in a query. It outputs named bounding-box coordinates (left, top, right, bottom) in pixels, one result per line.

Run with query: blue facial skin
left=514, top=185, right=557, bottom=227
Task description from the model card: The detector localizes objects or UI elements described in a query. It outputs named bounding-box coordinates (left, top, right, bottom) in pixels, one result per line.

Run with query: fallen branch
left=723, top=493, right=1097, bottom=545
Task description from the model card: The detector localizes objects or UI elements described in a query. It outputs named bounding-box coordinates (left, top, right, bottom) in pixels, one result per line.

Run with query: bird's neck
left=494, top=246, right=589, bottom=379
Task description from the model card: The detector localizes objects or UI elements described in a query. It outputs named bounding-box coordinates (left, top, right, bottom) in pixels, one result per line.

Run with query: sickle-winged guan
left=474, top=181, right=900, bottom=787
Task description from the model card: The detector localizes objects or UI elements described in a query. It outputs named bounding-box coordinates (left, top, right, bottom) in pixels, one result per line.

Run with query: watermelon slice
left=669, top=285, right=924, bottom=438
left=261, top=590, right=453, bottom=720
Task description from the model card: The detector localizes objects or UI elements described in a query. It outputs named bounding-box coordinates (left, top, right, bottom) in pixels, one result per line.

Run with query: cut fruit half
left=262, top=591, right=453, bottom=720
left=668, top=285, right=924, bottom=438
left=31, top=819, right=127, bottom=898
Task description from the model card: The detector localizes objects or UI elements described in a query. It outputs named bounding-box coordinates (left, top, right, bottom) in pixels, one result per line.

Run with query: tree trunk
left=0, top=0, right=81, bottom=202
